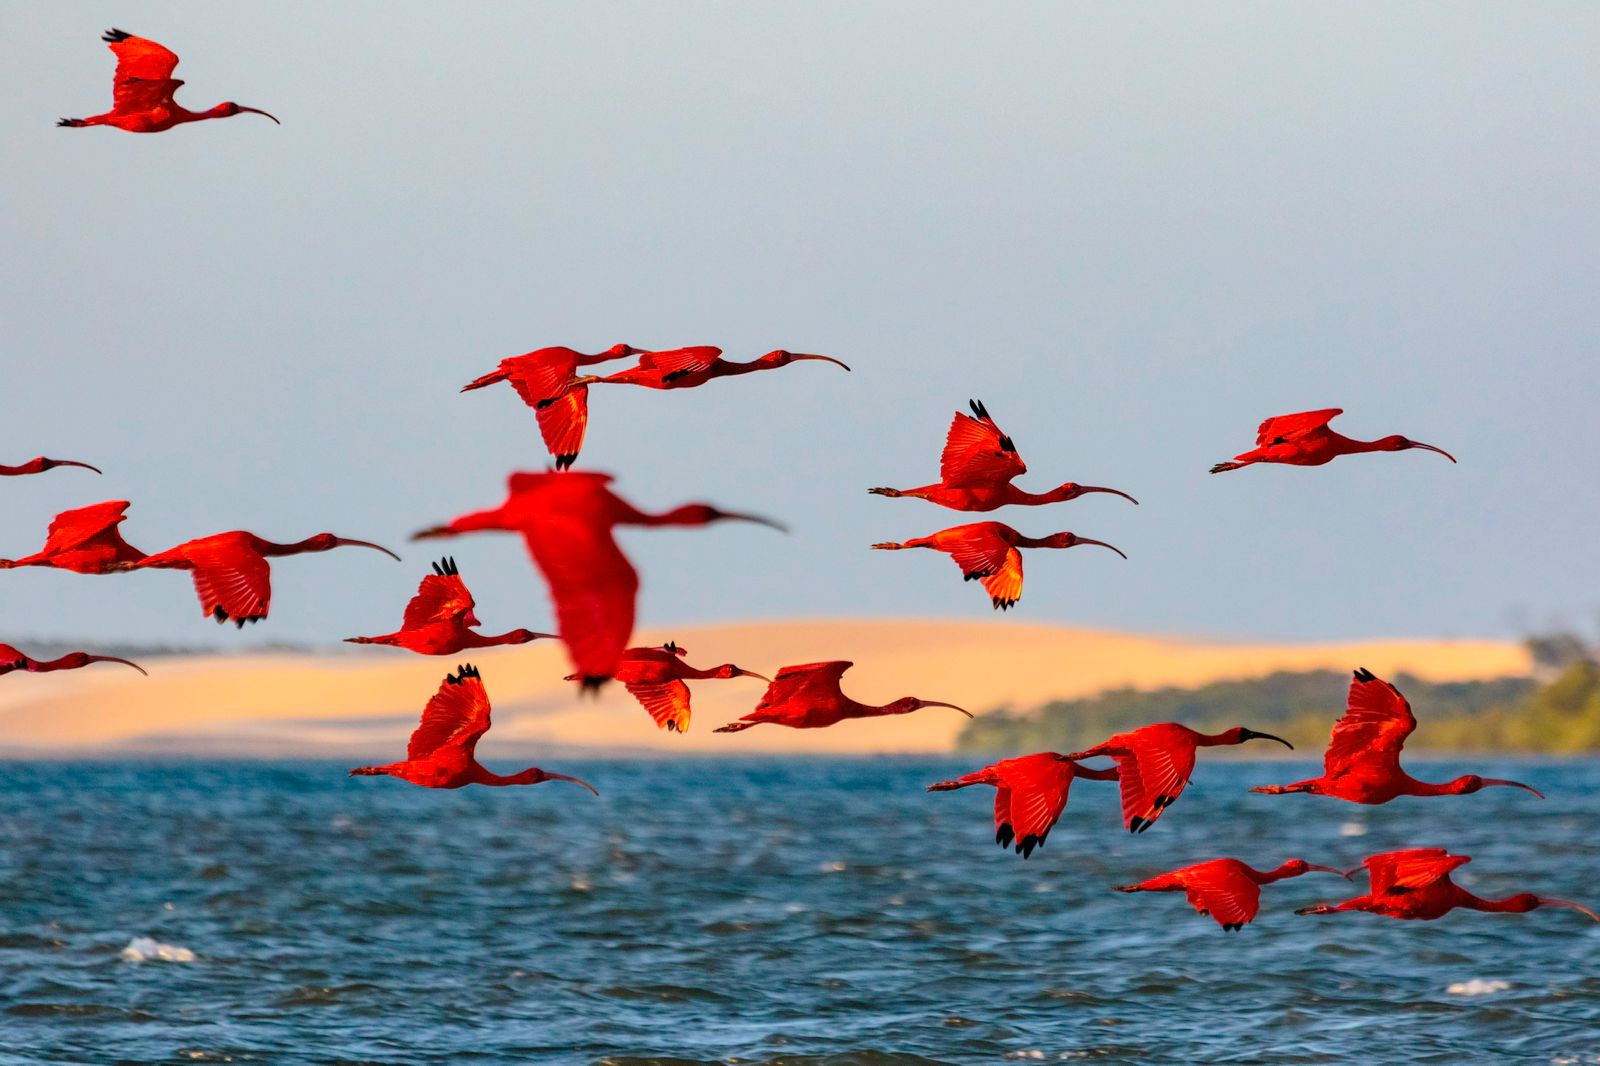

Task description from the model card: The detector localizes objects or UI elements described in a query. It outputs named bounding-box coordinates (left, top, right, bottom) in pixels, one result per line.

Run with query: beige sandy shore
left=0, top=620, right=1528, bottom=757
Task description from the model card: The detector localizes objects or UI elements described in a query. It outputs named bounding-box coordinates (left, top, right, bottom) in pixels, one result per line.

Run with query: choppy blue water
left=2, top=758, right=1597, bottom=1064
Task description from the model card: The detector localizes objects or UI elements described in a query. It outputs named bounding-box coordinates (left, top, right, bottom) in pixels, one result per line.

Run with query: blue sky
left=4, top=2, right=1597, bottom=647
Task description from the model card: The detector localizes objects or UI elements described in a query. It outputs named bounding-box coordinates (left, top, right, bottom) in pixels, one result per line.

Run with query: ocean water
left=2, top=758, right=1597, bottom=1064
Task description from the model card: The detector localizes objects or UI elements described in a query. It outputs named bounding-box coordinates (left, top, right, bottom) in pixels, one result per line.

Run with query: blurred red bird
left=413, top=471, right=783, bottom=688
left=870, top=401, right=1137, bottom=511
left=1210, top=408, right=1455, bottom=474
left=345, top=557, right=555, bottom=655
left=568, top=641, right=771, bottom=733
left=0, top=501, right=147, bottom=573
left=1116, top=857, right=1347, bottom=931
left=135, top=530, right=399, bottom=626
left=575, top=346, right=849, bottom=390
left=461, top=344, right=645, bottom=469
left=59, top=29, right=279, bottom=133
left=1067, top=723, right=1293, bottom=833
left=873, top=521, right=1125, bottom=610
left=1297, top=848, right=1598, bottom=923
left=349, top=664, right=596, bottom=792
left=714, top=660, right=971, bottom=733
left=927, top=752, right=1118, bottom=858
left=0, top=456, right=101, bottom=477
left=1252, top=668, right=1542, bottom=804
left=0, top=643, right=146, bottom=677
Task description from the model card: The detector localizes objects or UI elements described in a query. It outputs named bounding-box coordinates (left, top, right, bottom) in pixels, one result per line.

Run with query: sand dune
left=0, top=619, right=1527, bottom=757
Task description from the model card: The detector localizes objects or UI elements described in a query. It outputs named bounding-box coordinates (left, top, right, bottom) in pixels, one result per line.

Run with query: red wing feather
left=406, top=669, right=492, bottom=760
left=941, top=526, right=1013, bottom=582
left=939, top=409, right=1026, bottom=487
left=1181, top=863, right=1261, bottom=928
left=535, top=387, right=589, bottom=468
left=39, top=501, right=132, bottom=554
left=524, top=523, right=637, bottom=683
left=1363, top=848, right=1469, bottom=895
left=995, top=754, right=1075, bottom=849
left=979, top=548, right=1025, bottom=610
left=1323, top=669, right=1417, bottom=777
left=637, top=346, right=722, bottom=380
left=188, top=550, right=272, bottom=623
left=626, top=680, right=693, bottom=733
left=107, top=32, right=182, bottom=113
left=402, top=572, right=473, bottom=630
left=1254, top=408, right=1343, bottom=446
left=502, top=353, right=577, bottom=408
left=1114, top=735, right=1195, bottom=831
left=758, top=661, right=853, bottom=709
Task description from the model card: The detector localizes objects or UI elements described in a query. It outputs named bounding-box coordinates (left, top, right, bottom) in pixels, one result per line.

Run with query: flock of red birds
left=14, top=28, right=1588, bottom=934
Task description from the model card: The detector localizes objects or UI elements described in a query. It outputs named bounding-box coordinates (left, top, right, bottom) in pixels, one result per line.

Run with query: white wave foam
left=1446, top=978, right=1509, bottom=996
left=1339, top=820, right=1368, bottom=837
left=120, top=936, right=196, bottom=963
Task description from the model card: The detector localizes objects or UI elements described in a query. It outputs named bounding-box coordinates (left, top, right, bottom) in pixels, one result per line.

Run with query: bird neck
left=1461, top=891, right=1534, bottom=915
left=1339, top=433, right=1387, bottom=454
left=470, top=764, right=540, bottom=787
left=467, top=628, right=538, bottom=648
left=633, top=504, right=714, bottom=528
left=257, top=536, right=327, bottom=557
left=1195, top=727, right=1237, bottom=747
left=711, top=358, right=761, bottom=377
left=27, top=654, right=81, bottom=673
left=1408, top=775, right=1471, bottom=797
left=1258, top=862, right=1303, bottom=884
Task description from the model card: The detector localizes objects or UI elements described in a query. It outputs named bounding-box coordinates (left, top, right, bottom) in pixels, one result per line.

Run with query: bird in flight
left=1066, top=723, right=1293, bottom=832
left=0, top=456, right=101, bottom=477
left=349, top=664, right=597, bottom=792
left=1116, top=857, right=1348, bottom=931
left=873, top=521, right=1125, bottom=611
left=714, top=660, right=970, bottom=733
left=569, top=641, right=771, bottom=733
left=59, top=29, right=279, bottom=133
left=573, top=346, right=849, bottom=391
left=870, top=401, right=1137, bottom=511
left=927, top=752, right=1118, bottom=858
left=345, top=557, right=555, bottom=655
left=461, top=344, right=646, bottom=469
left=1210, top=409, right=1455, bottom=473
left=414, top=471, right=783, bottom=688
left=1297, top=848, right=1598, bottom=923
left=0, top=643, right=146, bottom=677
left=1251, top=668, right=1542, bottom=804
left=0, top=501, right=147, bottom=573
left=135, top=530, right=399, bottom=626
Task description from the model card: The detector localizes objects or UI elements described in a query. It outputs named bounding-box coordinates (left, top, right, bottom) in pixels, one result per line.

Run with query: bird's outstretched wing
left=535, top=387, right=589, bottom=469
left=1254, top=408, right=1343, bottom=446
left=500, top=351, right=576, bottom=408
left=403, top=558, right=474, bottom=629
left=1363, top=848, right=1469, bottom=895
left=979, top=548, right=1025, bottom=611
left=1111, top=732, right=1196, bottom=832
left=940, top=525, right=1013, bottom=583
left=104, top=29, right=183, bottom=113
left=625, top=680, right=693, bottom=733
left=525, top=517, right=637, bottom=684
left=939, top=401, right=1026, bottom=487
left=758, top=660, right=854, bottom=709
left=637, top=346, right=722, bottom=382
left=37, top=500, right=133, bottom=555
left=1322, top=668, right=1417, bottom=778
left=407, top=664, right=492, bottom=760
left=994, top=754, right=1075, bottom=856
left=1181, top=863, right=1261, bottom=929
left=187, top=546, right=272, bottom=625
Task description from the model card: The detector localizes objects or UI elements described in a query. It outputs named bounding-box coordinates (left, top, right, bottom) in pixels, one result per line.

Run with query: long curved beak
left=1078, top=485, right=1137, bottom=505
left=545, top=772, right=599, bottom=796
left=51, top=459, right=103, bottom=474
left=411, top=525, right=454, bottom=541
left=721, top=511, right=789, bottom=533
left=736, top=668, right=773, bottom=683
left=238, top=106, right=280, bottom=124
left=793, top=354, right=851, bottom=372
left=1075, top=537, right=1128, bottom=560
left=1410, top=442, right=1457, bottom=463
left=335, top=538, right=402, bottom=561
left=1304, top=865, right=1346, bottom=877
left=1537, top=897, right=1600, bottom=922
left=570, top=374, right=604, bottom=387
left=1482, top=778, right=1544, bottom=798
left=89, top=655, right=147, bottom=676
left=1246, top=730, right=1294, bottom=750
left=919, top=700, right=974, bottom=718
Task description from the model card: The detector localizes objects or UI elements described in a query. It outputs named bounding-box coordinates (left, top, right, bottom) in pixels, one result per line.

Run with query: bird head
left=674, top=504, right=789, bottom=533
left=40, top=457, right=103, bottom=474
left=756, top=350, right=852, bottom=372
left=308, top=534, right=402, bottom=560
left=714, top=664, right=773, bottom=683
left=1046, top=483, right=1138, bottom=505
left=1446, top=774, right=1544, bottom=798
left=511, top=769, right=599, bottom=795
left=1278, top=859, right=1348, bottom=878
left=605, top=343, right=646, bottom=358
left=1036, top=532, right=1128, bottom=558
left=48, top=653, right=147, bottom=676
left=1526, top=895, right=1600, bottom=921
left=215, top=102, right=281, bottom=124
left=888, top=697, right=974, bottom=718
left=1379, top=435, right=1456, bottom=462
left=1229, top=727, right=1294, bottom=750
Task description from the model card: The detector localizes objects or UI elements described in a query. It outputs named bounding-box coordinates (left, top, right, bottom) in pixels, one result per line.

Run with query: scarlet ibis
left=1251, top=668, right=1542, bottom=804
left=574, top=346, right=849, bottom=390
left=713, top=660, right=971, bottom=733
left=0, top=500, right=146, bottom=573
left=413, top=471, right=783, bottom=688
left=927, top=752, right=1118, bottom=858
left=0, top=643, right=146, bottom=677
left=349, top=663, right=597, bottom=792
left=1210, top=408, right=1455, bottom=474
left=134, top=530, right=399, bottom=626
left=1296, top=848, right=1598, bottom=923
left=1115, top=858, right=1347, bottom=931
left=460, top=344, right=645, bottom=469
left=0, top=457, right=101, bottom=477
left=344, top=557, right=555, bottom=655
left=59, top=29, right=279, bottom=133
left=1066, top=724, right=1293, bottom=833
left=565, top=641, right=771, bottom=733
left=870, top=401, right=1137, bottom=511
left=872, top=522, right=1125, bottom=611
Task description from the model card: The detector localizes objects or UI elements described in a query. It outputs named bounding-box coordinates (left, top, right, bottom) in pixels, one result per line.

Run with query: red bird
left=59, top=29, right=279, bottom=133
left=345, top=557, right=555, bottom=656
left=713, top=660, right=971, bottom=733
left=0, top=643, right=146, bottom=677
left=460, top=344, right=646, bottom=469
left=1115, top=857, right=1347, bottom=931
left=0, top=501, right=147, bottom=573
left=349, top=664, right=597, bottom=793
left=1210, top=408, right=1456, bottom=474
left=0, top=457, right=101, bottom=477
left=927, top=752, right=1119, bottom=858
left=1066, top=723, right=1293, bottom=833
left=870, top=401, right=1137, bottom=511
left=1251, top=668, right=1542, bottom=804
left=872, top=522, right=1125, bottom=610
left=413, top=471, right=783, bottom=687
left=1296, top=848, right=1598, bottom=923
left=135, top=530, right=399, bottom=626
left=566, top=642, right=771, bottom=733
left=575, top=346, right=850, bottom=390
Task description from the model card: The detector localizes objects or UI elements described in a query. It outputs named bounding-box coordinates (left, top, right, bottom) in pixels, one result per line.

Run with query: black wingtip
left=556, top=454, right=577, bottom=470
left=103, top=28, right=132, bottom=42
left=449, top=663, right=481, bottom=684
left=969, top=399, right=988, bottom=419
left=1353, top=667, right=1376, bottom=683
